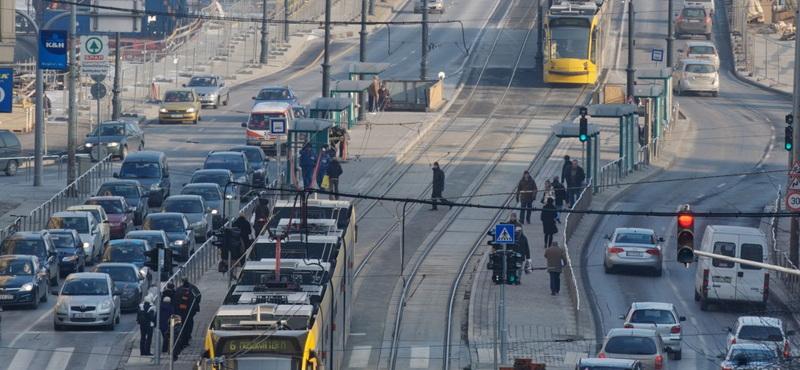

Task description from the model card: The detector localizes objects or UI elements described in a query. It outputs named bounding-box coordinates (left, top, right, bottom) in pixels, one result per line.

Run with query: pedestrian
left=233, top=211, right=253, bottom=250
left=329, top=125, right=347, bottom=158
left=540, top=198, right=558, bottom=249
left=300, top=143, right=317, bottom=189
left=326, top=157, right=343, bottom=200
left=159, top=296, right=175, bottom=353
left=544, top=241, right=568, bottom=295
left=137, top=294, right=156, bottom=356
left=540, top=180, right=555, bottom=206
left=507, top=212, right=522, bottom=229
left=514, top=226, right=532, bottom=273
left=551, top=176, right=565, bottom=223
left=377, top=82, right=389, bottom=112
left=161, top=282, right=176, bottom=305
left=367, top=76, right=380, bottom=113
left=515, top=171, right=537, bottom=224
left=43, top=92, right=52, bottom=118
left=430, top=162, right=452, bottom=211
left=316, top=145, right=331, bottom=189
left=560, top=155, right=572, bottom=195
left=567, top=159, right=586, bottom=206
left=175, top=277, right=201, bottom=348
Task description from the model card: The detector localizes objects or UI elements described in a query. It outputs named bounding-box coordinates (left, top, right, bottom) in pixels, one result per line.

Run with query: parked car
left=142, top=213, right=195, bottom=260
left=619, top=302, right=686, bottom=360
left=0, top=255, right=50, bottom=308
left=93, top=263, right=148, bottom=311
left=66, top=204, right=111, bottom=245
left=228, top=146, right=269, bottom=188
left=677, top=41, right=719, bottom=68
left=47, top=229, right=87, bottom=278
left=181, top=183, right=225, bottom=229
left=603, top=228, right=665, bottom=276
left=251, top=85, right=298, bottom=107
left=725, top=316, right=794, bottom=358
left=673, top=59, right=719, bottom=97
left=414, top=0, right=445, bottom=13
left=0, top=130, right=22, bottom=176
left=85, top=196, right=136, bottom=239
left=0, top=231, right=59, bottom=285
left=202, top=151, right=253, bottom=195
left=125, top=230, right=174, bottom=280
left=52, top=272, right=121, bottom=331
left=720, top=343, right=781, bottom=370
left=161, top=195, right=213, bottom=242
left=574, top=358, right=644, bottom=370
left=45, top=211, right=104, bottom=265
left=184, top=74, right=229, bottom=108
left=158, top=88, right=202, bottom=124
left=100, top=239, right=153, bottom=285
left=81, top=120, right=145, bottom=160
left=97, top=180, right=149, bottom=225
left=675, top=5, right=712, bottom=40
left=597, top=328, right=668, bottom=370
left=114, top=151, right=171, bottom=207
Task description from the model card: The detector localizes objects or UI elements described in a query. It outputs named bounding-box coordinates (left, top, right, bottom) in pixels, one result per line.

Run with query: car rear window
left=604, top=336, right=657, bottom=355
left=738, top=325, right=783, bottom=341
left=683, top=9, right=705, bottom=18
left=164, top=200, right=204, bottom=213
left=86, top=199, right=125, bottom=214
left=739, top=244, right=763, bottom=270
left=50, top=234, right=77, bottom=248
left=689, top=46, right=714, bottom=55
left=685, top=64, right=715, bottom=73
left=205, top=155, right=245, bottom=172
left=47, top=216, right=89, bottom=233
left=183, top=188, right=221, bottom=201
left=630, top=309, right=676, bottom=324
left=712, top=242, right=735, bottom=268
left=615, top=233, right=654, bottom=244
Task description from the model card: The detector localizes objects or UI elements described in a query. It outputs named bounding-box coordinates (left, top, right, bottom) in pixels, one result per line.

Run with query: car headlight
left=100, top=298, right=112, bottom=310
left=186, top=107, right=196, bottom=113
left=83, top=242, right=90, bottom=249
left=20, top=282, right=34, bottom=292
left=191, top=221, right=203, bottom=228
left=159, top=108, right=168, bottom=113
left=173, top=240, right=185, bottom=246
left=107, top=142, right=119, bottom=147
left=85, top=143, right=94, bottom=148
left=57, top=297, right=68, bottom=311
left=139, top=268, right=148, bottom=278
left=211, top=209, right=218, bottom=215
left=151, top=183, right=159, bottom=190
left=225, top=194, right=233, bottom=199
left=122, top=285, right=134, bottom=296
left=62, top=255, right=76, bottom=262
left=207, top=93, right=216, bottom=98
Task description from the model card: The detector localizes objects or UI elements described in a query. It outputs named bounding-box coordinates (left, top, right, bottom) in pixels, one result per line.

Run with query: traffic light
left=144, top=247, right=159, bottom=271
left=785, top=126, right=793, bottom=151
left=676, top=206, right=694, bottom=265
left=579, top=116, right=588, bottom=142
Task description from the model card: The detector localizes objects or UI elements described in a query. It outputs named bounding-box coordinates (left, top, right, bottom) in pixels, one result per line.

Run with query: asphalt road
left=583, top=0, right=794, bottom=369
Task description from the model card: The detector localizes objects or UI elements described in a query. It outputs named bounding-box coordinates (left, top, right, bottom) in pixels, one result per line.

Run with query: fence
left=561, top=182, right=593, bottom=314
left=597, top=157, right=625, bottom=192
left=728, top=0, right=794, bottom=86
left=769, top=189, right=800, bottom=293
left=638, top=102, right=680, bottom=167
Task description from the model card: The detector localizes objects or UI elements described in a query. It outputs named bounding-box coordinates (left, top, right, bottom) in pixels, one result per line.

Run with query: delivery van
left=694, top=225, right=768, bottom=311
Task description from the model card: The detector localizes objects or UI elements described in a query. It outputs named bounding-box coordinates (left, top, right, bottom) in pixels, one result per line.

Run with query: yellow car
left=158, top=88, right=202, bottom=124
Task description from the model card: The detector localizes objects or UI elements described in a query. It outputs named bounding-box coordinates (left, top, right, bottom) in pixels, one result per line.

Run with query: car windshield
left=128, top=235, right=164, bottom=249
left=164, top=91, right=194, bottom=102
left=50, top=234, right=77, bottom=249
left=86, top=199, right=125, bottom=214
left=192, top=174, right=228, bottom=188
left=164, top=200, right=204, bottom=213
left=615, top=233, right=655, bottom=244
left=146, top=218, right=185, bottom=232
left=47, top=217, right=89, bottom=233
left=119, top=162, right=161, bottom=179
left=0, top=260, right=33, bottom=275
left=187, top=77, right=216, bottom=87
left=61, top=278, right=109, bottom=295
left=247, top=113, right=285, bottom=130
left=183, top=188, right=221, bottom=201
left=686, top=64, right=715, bottom=73
left=256, top=89, right=290, bottom=100
left=604, top=336, right=657, bottom=355
left=729, top=348, right=777, bottom=363
left=739, top=325, right=784, bottom=341
left=90, top=124, right=124, bottom=137
left=98, top=185, right=139, bottom=198
left=95, top=266, right=137, bottom=282
left=630, top=309, right=676, bottom=324
left=205, top=156, right=245, bottom=173
left=103, top=243, right=146, bottom=263
left=689, top=46, right=715, bottom=55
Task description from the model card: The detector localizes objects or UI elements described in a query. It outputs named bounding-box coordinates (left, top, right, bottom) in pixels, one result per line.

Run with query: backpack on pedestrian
left=137, top=306, right=151, bottom=326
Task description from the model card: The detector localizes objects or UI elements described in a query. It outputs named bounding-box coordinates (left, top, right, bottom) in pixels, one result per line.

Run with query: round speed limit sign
left=786, top=192, right=800, bottom=211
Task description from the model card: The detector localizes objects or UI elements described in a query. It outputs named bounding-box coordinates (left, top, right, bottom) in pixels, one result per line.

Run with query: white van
left=683, top=0, right=715, bottom=16
left=694, top=225, right=768, bottom=311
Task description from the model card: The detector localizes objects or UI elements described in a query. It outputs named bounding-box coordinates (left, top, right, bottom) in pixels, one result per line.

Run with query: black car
left=0, top=255, right=49, bottom=308
left=141, top=213, right=195, bottom=260
left=229, top=146, right=269, bottom=187
left=114, top=151, right=171, bottom=207
left=97, top=180, right=149, bottom=225
left=188, top=169, right=239, bottom=199
left=202, top=151, right=252, bottom=195
left=92, top=263, right=147, bottom=311
left=125, top=230, right=174, bottom=280
left=46, top=229, right=87, bottom=278
left=82, top=120, right=145, bottom=160
left=0, top=231, right=59, bottom=286
left=100, top=239, right=153, bottom=285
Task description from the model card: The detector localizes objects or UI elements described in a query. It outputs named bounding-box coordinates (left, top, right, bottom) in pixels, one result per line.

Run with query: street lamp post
left=322, top=0, right=332, bottom=96
left=625, top=0, right=636, bottom=100
left=420, top=0, right=429, bottom=80
left=14, top=11, right=43, bottom=186
left=260, top=0, right=269, bottom=64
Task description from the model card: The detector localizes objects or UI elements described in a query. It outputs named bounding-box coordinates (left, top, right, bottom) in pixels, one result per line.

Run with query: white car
left=619, top=302, right=686, bottom=360
left=46, top=211, right=104, bottom=265
left=414, top=0, right=445, bottom=13
left=725, top=316, right=794, bottom=359
left=52, top=272, right=121, bottom=330
left=66, top=205, right=111, bottom=245
left=678, top=41, right=719, bottom=69
left=673, top=59, right=719, bottom=97
left=720, top=343, right=781, bottom=370
left=603, top=228, right=664, bottom=276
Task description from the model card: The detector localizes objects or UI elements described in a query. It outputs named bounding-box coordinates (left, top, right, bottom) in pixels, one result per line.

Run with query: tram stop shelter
left=632, top=84, right=664, bottom=157
left=348, top=63, right=389, bottom=120
left=285, top=118, right=334, bottom=186
left=309, top=97, right=355, bottom=129
left=551, top=121, right=600, bottom=193
left=635, top=67, right=673, bottom=132
left=330, top=80, right=374, bottom=122
left=586, top=104, right=637, bottom=177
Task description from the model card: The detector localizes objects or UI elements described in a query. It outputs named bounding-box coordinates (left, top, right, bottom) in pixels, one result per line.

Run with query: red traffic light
left=678, top=214, right=693, bottom=228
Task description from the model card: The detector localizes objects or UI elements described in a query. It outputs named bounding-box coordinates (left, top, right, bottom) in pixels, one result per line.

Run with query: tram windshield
left=549, top=26, right=590, bottom=59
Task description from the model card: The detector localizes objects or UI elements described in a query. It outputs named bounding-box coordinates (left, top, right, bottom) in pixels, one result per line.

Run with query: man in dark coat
left=299, top=144, right=317, bottom=189
left=233, top=211, right=253, bottom=249
left=161, top=283, right=176, bottom=305
left=544, top=241, right=568, bottom=295
left=175, top=278, right=201, bottom=348
left=430, top=162, right=452, bottom=210
left=159, top=296, right=175, bottom=353
left=560, top=155, right=572, bottom=193
left=540, top=198, right=559, bottom=249
left=516, top=171, right=537, bottom=224
left=567, top=159, right=586, bottom=206
left=513, top=226, right=532, bottom=273
left=326, top=157, right=343, bottom=200
left=551, top=176, right=566, bottom=223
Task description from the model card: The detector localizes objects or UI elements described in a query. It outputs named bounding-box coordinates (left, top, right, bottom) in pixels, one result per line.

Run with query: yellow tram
left=544, top=0, right=609, bottom=84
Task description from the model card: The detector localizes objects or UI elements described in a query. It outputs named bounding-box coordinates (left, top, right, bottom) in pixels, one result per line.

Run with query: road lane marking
left=349, top=332, right=366, bottom=336
left=84, top=346, right=111, bottom=370
left=45, top=347, right=75, bottom=370
left=9, top=305, right=55, bottom=347
left=696, top=194, right=704, bottom=199
left=9, top=349, right=36, bottom=370
left=348, top=345, right=371, bottom=368
left=409, top=346, right=429, bottom=368
left=716, top=183, right=726, bottom=188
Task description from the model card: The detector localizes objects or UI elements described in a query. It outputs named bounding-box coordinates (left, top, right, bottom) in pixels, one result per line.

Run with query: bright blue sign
left=494, top=224, right=515, bottom=244
left=651, top=49, right=664, bottom=63
left=39, top=30, right=68, bottom=70
left=270, top=118, right=287, bottom=135
left=0, top=69, right=12, bottom=113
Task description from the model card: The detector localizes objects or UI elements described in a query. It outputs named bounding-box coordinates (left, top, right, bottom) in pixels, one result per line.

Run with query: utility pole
left=625, top=0, right=636, bottom=100
left=112, top=32, right=121, bottom=120
left=67, top=4, right=77, bottom=185
left=15, top=11, right=43, bottom=186
left=420, top=0, right=429, bottom=80
left=535, top=0, right=544, bottom=70
left=666, top=0, right=675, bottom=66
left=360, top=0, right=368, bottom=63
left=369, top=0, right=375, bottom=16
left=790, top=6, right=800, bottom=266
left=284, top=0, right=290, bottom=42
left=322, top=0, right=332, bottom=96
left=259, top=0, right=269, bottom=64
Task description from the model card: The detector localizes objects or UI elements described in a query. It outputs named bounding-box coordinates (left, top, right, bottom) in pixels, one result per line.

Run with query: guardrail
left=638, top=102, right=679, bottom=167
left=562, top=181, right=592, bottom=314
left=596, top=157, right=624, bottom=194
left=769, top=189, right=800, bottom=293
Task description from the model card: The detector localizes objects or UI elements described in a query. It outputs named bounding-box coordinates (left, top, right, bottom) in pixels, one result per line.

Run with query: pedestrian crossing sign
left=494, top=224, right=515, bottom=244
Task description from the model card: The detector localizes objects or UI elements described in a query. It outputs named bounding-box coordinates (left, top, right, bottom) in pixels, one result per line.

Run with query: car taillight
left=646, top=249, right=660, bottom=255
left=598, top=353, right=605, bottom=358
left=686, top=47, right=691, bottom=54
left=731, top=338, right=736, bottom=345
left=624, top=323, right=634, bottom=328
left=655, top=355, right=663, bottom=369
left=609, top=247, right=624, bottom=253
left=670, top=325, right=680, bottom=334
left=702, top=269, right=709, bottom=296
left=722, top=365, right=733, bottom=370
left=676, top=14, right=683, bottom=23
left=706, top=15, right=711, bottom=23
left=763, top=273, right=770, bottom=301
left=784, top=340, right=790, bottom=357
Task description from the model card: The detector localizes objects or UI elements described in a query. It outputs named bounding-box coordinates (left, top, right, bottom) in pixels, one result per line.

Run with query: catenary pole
left=259, top=0, right=269, bottom=63
left=67, top=4, right=78, bottom=185
left=625, top=0, right=636, bottom=100
left=420, top=0, right=428, bottom=80
left=322, top=0, right=332, bottom=96
left=666, top=0, right=675, bottom=66
left=790, top=6, right=800, bottom=266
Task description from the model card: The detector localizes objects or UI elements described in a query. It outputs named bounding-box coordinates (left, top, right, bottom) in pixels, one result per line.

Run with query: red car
left=85, top=196, right=135, bottom=240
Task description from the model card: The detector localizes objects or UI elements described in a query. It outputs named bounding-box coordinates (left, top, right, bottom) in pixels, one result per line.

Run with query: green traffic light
left=787, top=142, right=793, bottom=151
left=579, top=134, right=587, bottom=142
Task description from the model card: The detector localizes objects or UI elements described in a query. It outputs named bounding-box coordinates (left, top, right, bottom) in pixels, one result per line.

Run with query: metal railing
left=562, top=181, right=593, bottom=313
left=769, top=189, right=800, bottom=292
left=638, top=102, right=680, bottom=167
left=597, top=157, right=625, bottom=193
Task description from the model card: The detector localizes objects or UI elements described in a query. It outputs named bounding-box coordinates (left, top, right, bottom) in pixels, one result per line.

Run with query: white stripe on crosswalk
left=409, top=346, right=429, bottom=368
left=8, top=349, right=36, bottom=370
left=45, top=347, right=75, bottom=370
left=84, top=346, right=111, bottom=370
left=348, top=345, right=371, bottom=368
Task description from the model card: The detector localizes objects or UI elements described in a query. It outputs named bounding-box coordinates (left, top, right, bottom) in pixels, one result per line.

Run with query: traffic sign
left=91, top=74, right=106, bottom=83
left=494, top=224, right=515, bottom=244
left=39, top=30, right=67, bottom=70
left=79, top=35, right=109, bottom=76
left=651, top=48, right=664, bottom=62
left=90, top=83, right=107, bottom=100
left=789, top=177, right=800, bottom=191
left=787, top=192, right=800, bottom=211
left=790, top=161, right=800, bottom=176
left=0, top=69, right=11, bottom=113
left=270, top=118, right=287, bottom=135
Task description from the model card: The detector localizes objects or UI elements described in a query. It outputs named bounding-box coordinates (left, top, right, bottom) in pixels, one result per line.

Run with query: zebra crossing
left=345, top=345, right=435, bottom=369
left=3, top=347, right=122, bottom=370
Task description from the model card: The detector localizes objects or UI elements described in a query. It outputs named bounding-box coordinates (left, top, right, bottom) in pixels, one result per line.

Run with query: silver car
left=52, top=272, right=121, bottom=331
left=161, top=195, right=213, bottom=242
left=181, top=183, right=225, bottom=230
left=673, top=59, right=719, bottom=97
left=678, top=41, right=719, bottom=69
left=597, top=328, right=668, bottom=370
left=46, top=211, right=104, bottom=265
left=184, top=74, right=229, bottom=109
left=720, top=344, right=781, bottom=370
left=603, top=228, right=664, bottom=276
left=619, top=302, right=686, bottom=360
left=414, top=0, right=445, bottom=13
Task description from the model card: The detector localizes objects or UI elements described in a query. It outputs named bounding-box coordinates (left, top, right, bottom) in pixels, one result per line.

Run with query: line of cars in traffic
left=671, top=1, right=721, bottom=97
